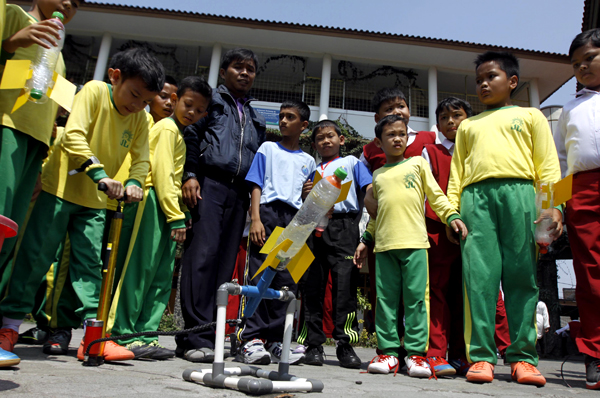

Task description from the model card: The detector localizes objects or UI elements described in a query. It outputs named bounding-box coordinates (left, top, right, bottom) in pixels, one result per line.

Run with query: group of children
left=0, top=0, right=599, bottom=391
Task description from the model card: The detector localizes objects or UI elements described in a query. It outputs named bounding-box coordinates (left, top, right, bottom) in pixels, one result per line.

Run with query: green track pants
left=375, top=248, right=429, bottom=356
left=0, top=191, right=105, bottom=321
left=107, top=188, right=176, bottom=345
left=461, top=178, right=539, bottom=366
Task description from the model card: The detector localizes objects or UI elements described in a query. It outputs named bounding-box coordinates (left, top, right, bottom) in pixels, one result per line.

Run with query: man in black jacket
left=177, top=48, right=266, bottom=362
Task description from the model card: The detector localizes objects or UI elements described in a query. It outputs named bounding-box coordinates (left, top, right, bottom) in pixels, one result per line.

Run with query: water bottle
left=314, top=215, right=329, bottom=238
left=25, top=12, right=65, bottom=104
left=274, top=167, right=347, bottom=268
left=534, top=181, right=554, bottom=254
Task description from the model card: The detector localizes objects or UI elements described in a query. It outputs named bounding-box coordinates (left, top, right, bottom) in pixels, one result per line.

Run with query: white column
left=428, top=67, right=438, bottom=130
left=207, top=43, right=222, bottom=88
left=529, top=78, right=540, bottom=109
left=319, top=54, right=332, bottom=121
left=93, top=33, right=112, bottom=81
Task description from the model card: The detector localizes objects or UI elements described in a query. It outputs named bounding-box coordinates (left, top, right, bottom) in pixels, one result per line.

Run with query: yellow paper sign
left=553, top=174, right=573, bottom=206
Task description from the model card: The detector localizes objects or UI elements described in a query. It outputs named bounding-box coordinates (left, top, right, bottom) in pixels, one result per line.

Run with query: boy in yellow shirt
left=0, top=48, right=165, bottom=364
left=447, top=51, right=562, bottom=386
left=355, top=114, right=467, bottom=377
left=107, top=77, right=211, bottom=360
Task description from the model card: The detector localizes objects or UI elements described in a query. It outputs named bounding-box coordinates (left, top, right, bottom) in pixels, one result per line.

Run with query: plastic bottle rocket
left=314, top=215, right=329, bottom=238
left=274, top=166, right=347, bottom=269
left=534, top=181, right=554, bottom=254
left=25, top=11, right=65, bottom=104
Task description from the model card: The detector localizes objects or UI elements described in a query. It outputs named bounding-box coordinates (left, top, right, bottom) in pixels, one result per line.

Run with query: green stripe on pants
left=461, top=178, right=539, bottom=366
left=375, top=248, right=429, bottom=356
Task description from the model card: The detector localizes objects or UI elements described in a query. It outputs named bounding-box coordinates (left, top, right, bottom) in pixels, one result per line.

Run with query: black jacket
left=183, top=85, right=266, bottom=181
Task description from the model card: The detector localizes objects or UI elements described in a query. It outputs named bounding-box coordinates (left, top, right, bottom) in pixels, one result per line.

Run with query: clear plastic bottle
left=534, top=181, right=554, bottom=254
left=25, top=12, right=65, bottom=104
left=314, top=215, right=329, bottom=238
left=275, top=167, right=347, bottom=268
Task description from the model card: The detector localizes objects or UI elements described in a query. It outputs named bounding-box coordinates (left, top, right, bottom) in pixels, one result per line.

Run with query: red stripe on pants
left=566, top=169, right=600, bottom=359
left=495, top=292, right=511, bottom=356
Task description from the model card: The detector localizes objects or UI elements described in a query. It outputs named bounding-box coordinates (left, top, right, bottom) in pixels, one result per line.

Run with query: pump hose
left=84, top=319, right=241, bottom=357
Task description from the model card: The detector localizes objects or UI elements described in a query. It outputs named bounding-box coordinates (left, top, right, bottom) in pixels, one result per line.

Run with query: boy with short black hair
left=554, top=28, right=600, bottom=389
left=237, top=99, right=315, bottom=365
left=355, top=114, right=467, bottom=377
left=447, top=51, right=562, bottom=386
left=107, top=76, right=212, bottom=360
left=148, top=75, right=178, bottom=124
left=0, top=47, right=165, bottom=364
left=422, top=97, right=472, bottom=376
left=299, top=119, right=372, bottom=369
left=177, top=48, right=266, bottom=363
left=0, top=0, right=81, bottom=311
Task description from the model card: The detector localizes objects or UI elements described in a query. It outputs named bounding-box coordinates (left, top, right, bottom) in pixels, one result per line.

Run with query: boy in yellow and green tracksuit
left=0, top=48, right=165, bottom=363
left=447, top=51, right=562, bottom=386
left=107, top=76, right=212, bottom=360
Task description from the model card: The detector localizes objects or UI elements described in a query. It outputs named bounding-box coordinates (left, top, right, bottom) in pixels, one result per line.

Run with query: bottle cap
left=30, top=89, right=43, bottom=100
left=52, top=11, right=64, bottom=21
left=333, top=167, right=348, bottom=181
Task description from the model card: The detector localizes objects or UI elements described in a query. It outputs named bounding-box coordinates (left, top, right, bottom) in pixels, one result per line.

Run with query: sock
left=1, top=317, right=23, bottom=333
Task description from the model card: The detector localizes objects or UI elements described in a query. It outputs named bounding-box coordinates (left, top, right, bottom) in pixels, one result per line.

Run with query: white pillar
left=93, top=33, right=112, bottom=81
left=207, top=43, right=222, bottom=89
left=428, top=67, right=438, bottom=130
left=319, top=54, right=332, bottom=121
left=529, top=78, right=540, bottom=109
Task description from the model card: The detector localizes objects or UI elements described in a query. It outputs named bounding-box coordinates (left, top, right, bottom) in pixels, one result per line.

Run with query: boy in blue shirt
left=238, top=99, right=316, bottom=365
left=299, top=120, right=372, bottom=369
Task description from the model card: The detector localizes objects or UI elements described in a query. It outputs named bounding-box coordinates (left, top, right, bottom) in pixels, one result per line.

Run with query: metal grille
left=409, top=88, right=429, bottom=118
left=247, top=53, right=318, bottom=105
left=63, top=34, right=98, bottom=86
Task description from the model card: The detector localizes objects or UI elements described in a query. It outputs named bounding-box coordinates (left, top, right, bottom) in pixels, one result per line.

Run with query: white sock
left=1, top=317, right=22, bottom=333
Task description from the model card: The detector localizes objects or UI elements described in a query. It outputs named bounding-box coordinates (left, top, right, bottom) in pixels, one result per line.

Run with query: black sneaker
left=126, top=341, right=159, bottom=359
left=18, top=326, right=49, bottom=345
left=304, top=345, right=324, bottom=366
left=586, top=356, right=600, bottom=390
left=336, top=343, right=361, bottom=369
left=42, top=328, right=72, bottom=355
left=148, top=340, right=175, bottom=360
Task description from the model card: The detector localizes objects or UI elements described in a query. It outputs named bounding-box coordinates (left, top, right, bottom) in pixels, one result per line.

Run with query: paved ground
left=0, top=325, right=596, bottom=397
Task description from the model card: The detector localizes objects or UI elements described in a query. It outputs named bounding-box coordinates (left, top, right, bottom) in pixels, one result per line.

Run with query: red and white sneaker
left=367, top=354, right=399, bottom=375
left=405, top=355, right=432, bottom=378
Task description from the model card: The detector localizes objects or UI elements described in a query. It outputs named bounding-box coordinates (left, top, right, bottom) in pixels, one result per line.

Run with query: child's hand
left=31, top=173, right=42, bottom=202
left=171, top=227, right=186, bottom=243
left=98, top=178, right=124, bottom=200
left=534, top=208, right=563, bottom=240
left=450, top=219, right=468, bottom=241
left=249, top=219, right=266, bottom=247
left=182, top=178, right=202, bottom=208
left=185, top=218, right=193, bottom=230
left=353, top=242, right=368, bottom=269
left=326, top=207, right=334, bottom=219
left=364, top=189, right=378, bottom=219
left=125, top=184, right=143, bottom=202
left=3, top=21, right=62, bottom=53
left=302, top=179, right=313, bottom=200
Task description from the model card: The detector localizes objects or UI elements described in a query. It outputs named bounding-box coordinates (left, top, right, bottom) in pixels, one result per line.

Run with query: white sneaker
left=266, top=342, right=304, bottom=365
left=405, top=355, right=432, bottom=378
left=237, top=339, right=271, bottom=365
left=367, top=355, right=399, bottom=374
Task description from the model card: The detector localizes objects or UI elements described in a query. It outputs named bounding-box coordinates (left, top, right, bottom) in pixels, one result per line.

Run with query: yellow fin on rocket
left=48, top=72, right=76, bottom=112
left=286, top=243, right=315, bottom=283
left=252, top=238, right=292, bottom=280
left=0, top=60, right=31, bottom=89
left=553, top=174, right=573, bottom=206
left=260, top=226, right=285, bottom=254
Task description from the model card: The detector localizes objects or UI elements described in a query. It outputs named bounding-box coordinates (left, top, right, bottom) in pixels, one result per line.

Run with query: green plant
left=356, top=287, right=371, bottom=312
left=359, top=329, right=378, bottom=348
left=158, top=311, right=181, bottom=332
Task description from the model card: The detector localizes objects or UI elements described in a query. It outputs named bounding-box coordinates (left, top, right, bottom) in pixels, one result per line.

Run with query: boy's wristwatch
left=182, top=171, right=197, bottom=182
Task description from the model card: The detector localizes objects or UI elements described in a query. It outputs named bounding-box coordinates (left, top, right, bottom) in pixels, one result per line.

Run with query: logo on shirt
left=404, top=172, right=417, bottom=189
left=120, top=130, right=133, bottom=148
left=301, top=165, right=309, bottom=176
left=510, top=117, right=524, bottom=133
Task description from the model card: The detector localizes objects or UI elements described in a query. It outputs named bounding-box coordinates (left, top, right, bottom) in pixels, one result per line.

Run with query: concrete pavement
left=0, top=326, right=597, bottom=397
